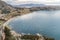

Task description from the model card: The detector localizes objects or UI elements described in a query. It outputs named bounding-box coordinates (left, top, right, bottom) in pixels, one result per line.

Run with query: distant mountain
left=13, top=3, right=45, bottom=8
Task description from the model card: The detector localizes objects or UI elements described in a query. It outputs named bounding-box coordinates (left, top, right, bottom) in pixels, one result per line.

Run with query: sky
left=2, top=0, right=60, bottom=5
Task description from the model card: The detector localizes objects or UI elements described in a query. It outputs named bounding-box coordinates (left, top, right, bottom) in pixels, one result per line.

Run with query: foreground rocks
left=10, top=30, right=54, bottom=40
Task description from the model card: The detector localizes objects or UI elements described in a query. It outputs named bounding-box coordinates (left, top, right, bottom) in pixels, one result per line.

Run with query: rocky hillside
left=0, top=0, right=31, bottom=20
left=0, top=0, right=14, bottom=14
left=0, top=0, right=8, bottom=7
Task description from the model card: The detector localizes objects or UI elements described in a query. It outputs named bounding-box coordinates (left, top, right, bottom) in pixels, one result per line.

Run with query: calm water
left=4, top=10, right=60, bottom=40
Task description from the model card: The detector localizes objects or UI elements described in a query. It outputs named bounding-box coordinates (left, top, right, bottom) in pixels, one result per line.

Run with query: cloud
left=2, top=0, right=60, bottom=5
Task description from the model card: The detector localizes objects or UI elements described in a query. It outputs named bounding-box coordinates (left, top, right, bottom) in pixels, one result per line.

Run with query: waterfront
left=3, top=10, right=60, bottom=40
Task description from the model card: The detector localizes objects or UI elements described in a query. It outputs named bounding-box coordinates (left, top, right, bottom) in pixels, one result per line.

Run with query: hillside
left=0, top=0, right=14, bottom=14
left=0, top=0, right=31, bottom=20
left=0, top=0, right=60, bottom=21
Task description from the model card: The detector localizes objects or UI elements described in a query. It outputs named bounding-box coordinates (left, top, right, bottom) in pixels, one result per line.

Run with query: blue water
left=5, top=10, right=60, bottom=40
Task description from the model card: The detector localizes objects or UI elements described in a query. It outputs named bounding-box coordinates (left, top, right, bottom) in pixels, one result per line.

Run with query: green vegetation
left=43, top=36, right=55, bottom=40
left=2, top=9, right=10, bottom=14
left=0, top=20, right=5, bottom=25
left=4, top=26, right=16, bottom=40
left=4, top=26, right=11, bottom=40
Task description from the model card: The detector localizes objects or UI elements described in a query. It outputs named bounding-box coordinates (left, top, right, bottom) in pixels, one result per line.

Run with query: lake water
left=4, top=10, right=60, bottom=40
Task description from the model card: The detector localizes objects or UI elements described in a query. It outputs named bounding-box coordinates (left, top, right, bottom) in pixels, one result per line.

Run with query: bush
left=4, top=26, right=16, bottom=40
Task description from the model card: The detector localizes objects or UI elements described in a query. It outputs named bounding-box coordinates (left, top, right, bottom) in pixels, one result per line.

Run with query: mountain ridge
left=13, top=3, right=45, bottom=8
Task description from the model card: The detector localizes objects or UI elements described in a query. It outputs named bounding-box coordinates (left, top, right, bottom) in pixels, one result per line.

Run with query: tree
left=4, top=26, right=12, bottom=40
left=4, top=26, right=16, bottom=40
